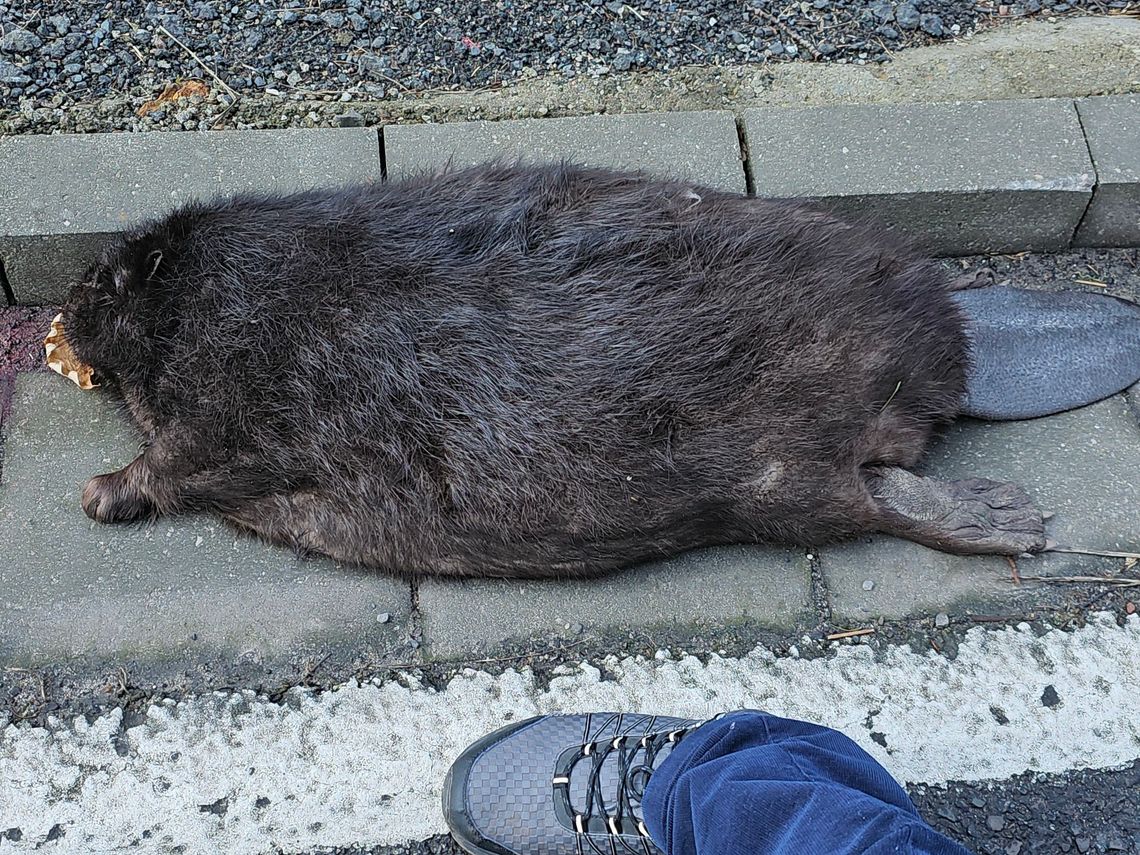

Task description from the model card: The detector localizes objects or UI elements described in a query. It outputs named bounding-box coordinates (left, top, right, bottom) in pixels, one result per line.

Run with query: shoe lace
left=569, top=714, right=693, bottom=855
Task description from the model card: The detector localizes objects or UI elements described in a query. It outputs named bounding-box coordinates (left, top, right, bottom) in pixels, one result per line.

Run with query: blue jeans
left=641, top=711, right=975, bottom=855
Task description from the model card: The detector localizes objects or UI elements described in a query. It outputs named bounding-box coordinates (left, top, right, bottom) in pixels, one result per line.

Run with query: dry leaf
left=44, top=313, right=99, bottom=390
left=137, top=79, right=210, bottom=117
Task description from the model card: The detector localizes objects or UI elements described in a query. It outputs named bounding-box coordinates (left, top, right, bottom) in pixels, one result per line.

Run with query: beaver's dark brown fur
left=63, top=162, right=1018, bottom=579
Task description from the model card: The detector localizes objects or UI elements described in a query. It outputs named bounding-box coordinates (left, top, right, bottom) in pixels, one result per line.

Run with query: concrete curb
left=1074, top=94, right=1140, bottom=247
left=742, top=98, right=1096, bottom=256
left=2, top=94, right=1138, bottom=303
left=0, top=375, right=412, bottom=671
left=0, top=127, right=383, bottom=304
left=383, top=110, right=747, bottom=192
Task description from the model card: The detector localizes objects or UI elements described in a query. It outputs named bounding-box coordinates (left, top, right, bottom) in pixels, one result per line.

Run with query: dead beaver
left=61, top=162, right=1140, bottom=578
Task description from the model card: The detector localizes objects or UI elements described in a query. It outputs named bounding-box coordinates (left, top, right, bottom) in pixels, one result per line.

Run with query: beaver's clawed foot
left=82, top=468, right=155, bottom=524
left=866, top=466, right=1046, bottom=556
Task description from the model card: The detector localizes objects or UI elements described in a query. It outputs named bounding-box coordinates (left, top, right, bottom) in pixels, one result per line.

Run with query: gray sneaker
left=443, top=712, right=710, bottom=855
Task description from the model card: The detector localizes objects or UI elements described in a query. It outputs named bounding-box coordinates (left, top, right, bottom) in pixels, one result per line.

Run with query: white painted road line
left=2, top=614, right=1138, bottom=854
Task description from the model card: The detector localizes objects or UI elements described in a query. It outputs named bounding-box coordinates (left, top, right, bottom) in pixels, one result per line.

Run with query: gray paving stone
left=1074, top=95, right=1140, bottom=248
left=383, top=111, right=746, bottom=193
left=418, top=546, right=811, bottom=659
left=824, top=395, right=1140, bottom=621
left=741, top=99, right=1095, bottom=256
left=0, top=374, right=410, bottom=669
left=0, top=128, right=382, bottom=304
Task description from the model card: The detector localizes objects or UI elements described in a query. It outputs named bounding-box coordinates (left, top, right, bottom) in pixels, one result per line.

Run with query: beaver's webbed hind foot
left=864, top=466, right=1046, bottom=556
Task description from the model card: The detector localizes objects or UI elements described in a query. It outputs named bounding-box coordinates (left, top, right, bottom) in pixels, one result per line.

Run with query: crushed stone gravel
left=0, top=0, right=1124, bottom=135
left=910, top=761, right=1140, bottom=855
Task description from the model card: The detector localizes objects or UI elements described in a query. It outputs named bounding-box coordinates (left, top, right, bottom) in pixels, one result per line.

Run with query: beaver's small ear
left=110, top=248, right=163, bottom=294
left=145, top=250, right=163, bottom=280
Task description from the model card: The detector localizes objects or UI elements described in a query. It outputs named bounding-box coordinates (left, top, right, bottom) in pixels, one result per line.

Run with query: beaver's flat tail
left=951, top=285, right=1140, bottom=421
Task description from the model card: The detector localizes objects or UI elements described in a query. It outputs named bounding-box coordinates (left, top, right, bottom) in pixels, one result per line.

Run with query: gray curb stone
left=1074, top=95, right=1140, bottom=248
left=824, top=395, right=1140, bottom=622
left=741, top=99, right=1096, bottom=256
left=4, top=100, right=1138, bottom=307
left=418, top=546, right=811, bottom=659
left=383, top=111, right=747, bottom=193
left=0, top=128, right=382, bottom=304
left=0, top=374, right=411, bottom=669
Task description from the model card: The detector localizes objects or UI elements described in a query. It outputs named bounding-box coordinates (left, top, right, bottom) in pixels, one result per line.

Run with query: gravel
left=0, top=27, right=42, bottom=53
left=0, top=0, right=1120, bottom=132
left=911, top=761, right=1140, bottom=855
left=921, top=11, right=946, bottom=34
left=897, top=2, right=923, bottom=28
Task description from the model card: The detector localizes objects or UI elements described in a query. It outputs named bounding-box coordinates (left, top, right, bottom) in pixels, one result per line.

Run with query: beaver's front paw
left=81, top=471, right=153, bottom=523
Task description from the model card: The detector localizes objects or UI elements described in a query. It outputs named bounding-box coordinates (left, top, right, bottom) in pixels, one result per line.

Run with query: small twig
left=157, top=24, right=239, bottom=100
left=752, top=7, right=822, bottom=59
left=969, top=615, right=1022, bottom=623
left=1073, top=278, right=1108, bottom=288
left=1005, top=555, right=1020, bottom=585
left=300, top=653, right=331, bottom=685
left=826, top=627, right=875, bottom=641
left=1048, top=546, right=1140, bottom=560
left=1019, top=574, right=1140, bottom=588
left=363, top=67, right=413, bottom=94
left=211, top=97, right=241, bottom=130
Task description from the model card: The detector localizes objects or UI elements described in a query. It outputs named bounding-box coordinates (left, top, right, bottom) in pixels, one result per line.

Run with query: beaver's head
left=60, top=204, right=205, bottom=389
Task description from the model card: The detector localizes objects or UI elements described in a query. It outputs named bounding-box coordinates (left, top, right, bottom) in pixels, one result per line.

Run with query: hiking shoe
left=443, top=711, right=713, bottom=855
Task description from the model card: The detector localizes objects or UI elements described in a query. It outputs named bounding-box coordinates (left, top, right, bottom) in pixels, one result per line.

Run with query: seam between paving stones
left=1068, top=98, right=1103, bottom=247
left=807, top=548, right=834, bottom=626
left=378, top=125, right=388, bottom=180
left=733, top=114, right=755, bottom=197
left=0, top=256, right=14, bottom=306
left=408, top=578, right=425, bottom=657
